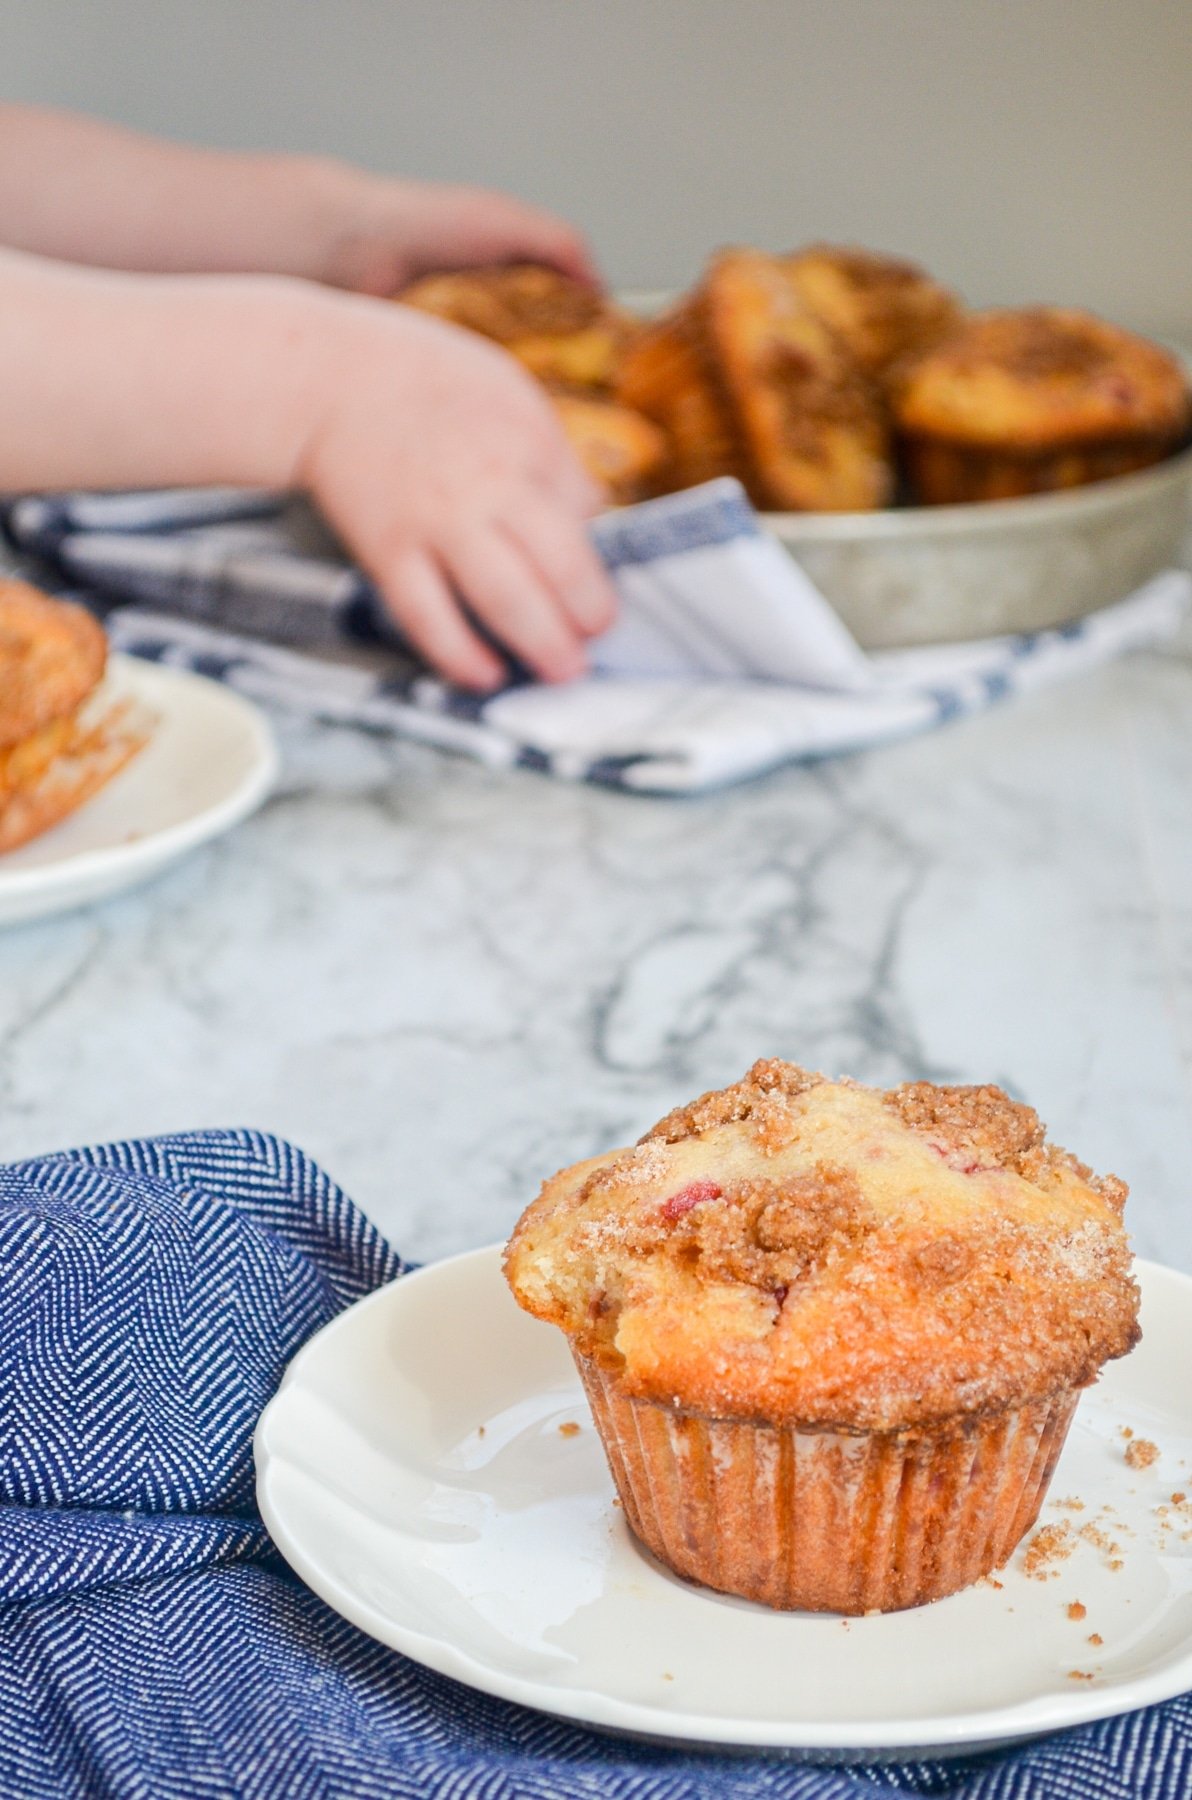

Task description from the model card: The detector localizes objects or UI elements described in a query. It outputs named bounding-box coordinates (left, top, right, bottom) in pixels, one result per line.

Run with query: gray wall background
left=0, top=0, right=1188, bottom=334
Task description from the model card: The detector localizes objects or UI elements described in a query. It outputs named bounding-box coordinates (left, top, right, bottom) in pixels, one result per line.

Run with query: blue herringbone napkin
left=0, top=1131, right=1188, bottom=1798
left=7, top=485, right=1187, bottom=794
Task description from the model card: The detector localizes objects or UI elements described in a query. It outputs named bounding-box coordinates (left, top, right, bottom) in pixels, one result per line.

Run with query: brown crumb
left=1068, top=1670, right=1095, bottom=1682
left=1079, top=1522, right=1121, bottom=1559
left=1088, top=1633, right=1103, bottom=1647
left=557, top=1420, right=581, bottom=1437
left=612, top=1497, right=622, bottom=1509
left=1023, top=1522, right=1074, bottom=1577
left=1109, top=1559, right=1124, bottom=1571
left=1172, top=1492, right=1186, bottom=1505
left=1052, top=1496, right=1086, bottom=1512
left=1121, top=1426, right=1134, bottom=1439
left=661, top=1672, right=674, bottom=1682
left=1125, top=1438, right=1159, bottom=1470
left=476, top=1425, right=486, bottom=1437
left=1067, top=1601, right=1087, bottom=1621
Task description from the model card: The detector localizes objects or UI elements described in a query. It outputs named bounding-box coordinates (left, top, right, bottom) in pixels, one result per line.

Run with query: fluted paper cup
left=575, top=1351, right=1078, bottom=1613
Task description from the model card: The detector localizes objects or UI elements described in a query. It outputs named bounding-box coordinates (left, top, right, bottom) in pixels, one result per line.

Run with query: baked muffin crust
left=788, top=244, right=963, bottom=381
left=399, top=263, right=639, bottom=394
left=702, top=251, right=892, bottom=511
left=550, top=394, right=668, bottom=504
left=0, top=581, right=107, bottom=749
left=894, top=307, right=1190, bottom=451
left=504, top=1060, right=1139, bottom=1435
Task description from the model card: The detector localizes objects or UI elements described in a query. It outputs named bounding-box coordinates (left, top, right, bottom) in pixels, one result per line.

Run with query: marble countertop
left=3, top=620, right=1191, bottom=1275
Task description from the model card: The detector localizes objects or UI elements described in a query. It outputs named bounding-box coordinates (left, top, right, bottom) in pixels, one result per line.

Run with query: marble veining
left=3, top=633, right=1192, bottom=1275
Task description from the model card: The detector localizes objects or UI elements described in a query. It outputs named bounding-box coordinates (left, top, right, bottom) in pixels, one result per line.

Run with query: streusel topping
left=504, top=1060, right=1139, bottom=1432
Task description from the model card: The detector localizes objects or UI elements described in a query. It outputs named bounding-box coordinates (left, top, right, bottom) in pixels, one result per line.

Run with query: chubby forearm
left=0, top=106, right=595, bottom=295
left=0, top=246, right=615, bottom=688
left=0, top=105, right=362, bottom=283
left=0, top=247, right=341, bottom=491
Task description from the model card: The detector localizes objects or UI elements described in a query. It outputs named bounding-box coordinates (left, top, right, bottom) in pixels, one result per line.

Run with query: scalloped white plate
left=256, top=1248, right=1192, bottom=1761
left=0, top=654, right=277, bottom=926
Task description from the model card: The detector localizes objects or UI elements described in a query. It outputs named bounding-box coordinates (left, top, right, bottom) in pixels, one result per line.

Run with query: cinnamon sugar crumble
left=642, top=1060, right=822, bottom=1145
left=1124, top=1438, right=1159, bottom=1470
left=1066, top=1601, right=1087, bottom=1621
left=1023, top=1522, right=1074, bottom=1577
left=885, top=1082, right=1042, bottom=1169
left=1078, top=1521, right=1124, bottom=1571
left=557, top=1421, right=581, bottom=1438
left=1068, top=1670, right=1095, bottom=1682
left=1088, top=1633, right=1103, bottom=1647
left=1052, top=1496, right=1085, bottom=1512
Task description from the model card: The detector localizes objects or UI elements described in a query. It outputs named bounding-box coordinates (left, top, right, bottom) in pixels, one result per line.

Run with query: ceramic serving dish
left=761, top=444, right=1192, bottom=650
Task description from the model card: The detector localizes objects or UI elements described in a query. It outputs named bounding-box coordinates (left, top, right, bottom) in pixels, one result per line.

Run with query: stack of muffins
left=505, top=1060, right=1140, bottom=1614
left=401, top=248, right=1190, bottom=511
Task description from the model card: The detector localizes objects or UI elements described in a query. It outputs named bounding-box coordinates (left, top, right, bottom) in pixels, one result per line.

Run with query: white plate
left=256, top=1248, right=1192, bottom=1760
left=0, top=654, right=277, bottom=927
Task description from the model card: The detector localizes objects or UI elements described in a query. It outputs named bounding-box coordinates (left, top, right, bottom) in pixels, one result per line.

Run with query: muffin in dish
left=787, top=243, right=963, bottom=383
left=615, top=298, right=747, bottom=494
left=619, top=251, right=892, bottom=512
left=703, top=250, right=892, bottom=512
left=551, top=394, right=668, bottom=504
left=893, top=307, right=1192, bottom=504
left=0, top=581, right=145, bottom=853
left=398, top=263, right=640, bottom=394
left=505, top=1059, right=1139, bottom=1614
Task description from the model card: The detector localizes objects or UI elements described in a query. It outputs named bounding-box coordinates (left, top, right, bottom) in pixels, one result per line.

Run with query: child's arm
left=0, top=105, right=595, bottom=294
left=0, top=249, right=614, bottom=687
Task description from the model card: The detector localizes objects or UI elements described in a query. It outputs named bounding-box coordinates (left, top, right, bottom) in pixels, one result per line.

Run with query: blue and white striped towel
left=1, top=1129, right=1188, bottom=1799
left=6, top=482, right=1188, bottom=794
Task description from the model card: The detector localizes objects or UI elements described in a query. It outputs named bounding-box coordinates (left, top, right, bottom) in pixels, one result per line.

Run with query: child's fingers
left=376, top=546, right=506, bottom=691
left=472, top=194, right=599, bottom=286
left=500, top=500, right=617, bottom=639
left=444, top=528, right=588, bottom=685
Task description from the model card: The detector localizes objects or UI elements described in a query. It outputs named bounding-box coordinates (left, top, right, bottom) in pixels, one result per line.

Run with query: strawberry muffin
left=504, top=1060, right=1139, bottom=1613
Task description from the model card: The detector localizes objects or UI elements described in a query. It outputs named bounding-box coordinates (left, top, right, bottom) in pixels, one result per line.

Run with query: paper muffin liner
left=574, top=1351, right=1080, bottom=1613
left=900, top=433, right=1174, bottom=505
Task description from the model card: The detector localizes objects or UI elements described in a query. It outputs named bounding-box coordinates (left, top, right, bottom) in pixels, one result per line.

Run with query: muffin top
left=399, top=263, right=638, bottom=393
left=893, top=307, right=1190, bottom=450
left=702, top=250, right=892, bottom=511
left=788, top=244, right=963, bottom=381
left=0, top=581, right=107, bottom=750
left=504, top=1060, right=1139, bottom=1434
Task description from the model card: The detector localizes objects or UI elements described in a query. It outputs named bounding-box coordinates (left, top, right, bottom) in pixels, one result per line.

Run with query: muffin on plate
left=551, top=394, right=668, bottom=505
left=787, top=243, right=963, bottom=383
left=893, top=307, right=1191, bottom=504
left=398, top=263, right=640, bottom=394
left=0, top=581, right=145, bottom=853
left=505, top=1059, right=1139, bottom=1614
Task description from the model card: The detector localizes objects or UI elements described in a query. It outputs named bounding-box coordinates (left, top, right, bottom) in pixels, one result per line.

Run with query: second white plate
left=0, top=654, right=277, bottom=927
left=256, top=1249, right=1192, bottom=1760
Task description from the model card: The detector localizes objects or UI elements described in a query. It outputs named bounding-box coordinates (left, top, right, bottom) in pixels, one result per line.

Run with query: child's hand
left=298, top=300, right=616, bottom=689
left=321, top=173, right=599, bottom=297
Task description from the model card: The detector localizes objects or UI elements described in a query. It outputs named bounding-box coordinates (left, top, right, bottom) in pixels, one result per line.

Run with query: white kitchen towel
left=6, top=479, right=1187, bottom=794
